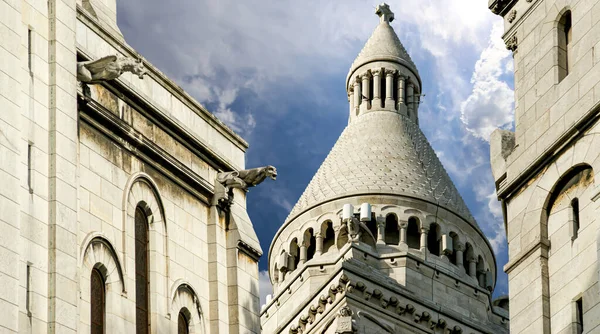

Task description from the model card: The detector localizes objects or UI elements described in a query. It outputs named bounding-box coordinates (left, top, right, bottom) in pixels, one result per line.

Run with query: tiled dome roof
left=286, top=111, right=479, bottom=231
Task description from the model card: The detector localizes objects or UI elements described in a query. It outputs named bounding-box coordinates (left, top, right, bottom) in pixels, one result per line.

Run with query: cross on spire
left=375, top=3, right=394, bottom=23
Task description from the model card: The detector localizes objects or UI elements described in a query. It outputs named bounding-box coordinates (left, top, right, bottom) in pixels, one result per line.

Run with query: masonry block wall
left=0, top=0, right=263, bottom=333
left=490, top=0, right=600, bottom=333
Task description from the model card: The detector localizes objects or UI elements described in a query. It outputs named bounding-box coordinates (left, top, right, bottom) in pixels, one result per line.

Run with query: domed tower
left=260, top=4, right=509, bottom=333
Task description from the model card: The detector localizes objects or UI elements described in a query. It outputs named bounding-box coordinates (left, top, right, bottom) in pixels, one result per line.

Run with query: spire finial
left=375, top=3, right=394, bottom=23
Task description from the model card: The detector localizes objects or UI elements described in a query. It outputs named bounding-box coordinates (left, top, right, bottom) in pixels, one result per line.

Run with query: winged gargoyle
left=77, top=55, right=146, bottom=84
left=213, top=165, right=277, bottom=206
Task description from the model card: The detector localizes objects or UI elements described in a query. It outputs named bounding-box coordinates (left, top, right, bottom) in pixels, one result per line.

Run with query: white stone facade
left=262, top=4, right=509, bottom=334
left=490, top=0, right=600, bottom=333
left=0, top=0, right=263, bottom=333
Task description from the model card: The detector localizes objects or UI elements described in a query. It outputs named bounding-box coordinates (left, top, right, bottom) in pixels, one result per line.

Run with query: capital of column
left=315, top=232, right=323, bottom=239
left=454, top=242, right=465, bottom=252
left=398, top=220, right=408, bottom=228
left=420, top=227, right=429, bottom=234
left=384, top=69, right=395, bottom=77
left=371, top=69, right=382, bottom=77
left=362, top=71, right=372, bottom=79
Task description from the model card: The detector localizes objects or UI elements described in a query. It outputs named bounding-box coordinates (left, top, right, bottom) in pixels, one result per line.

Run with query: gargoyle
left=77, top=55, right=146, bottom=84
left=213, top=165, right=277, bottom=206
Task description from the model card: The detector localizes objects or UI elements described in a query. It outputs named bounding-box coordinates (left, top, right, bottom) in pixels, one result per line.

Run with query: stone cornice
left=76, top=5, right=249, bottom=152
left=488, top=0, right=518, bottom=16
left=503, top=238, right=550, bottom=274
left=78, top=92, right=213, bottom=204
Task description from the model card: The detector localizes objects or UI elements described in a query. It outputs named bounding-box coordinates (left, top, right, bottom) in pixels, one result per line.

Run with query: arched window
left=384, top=214, right=399, bottom=245
left=178, top=308, right=190, bottom=334
left=558, top=10, right=572, bottom=82
left=289, top=238, right=299, bottom=271
left=477, top=255, right=486, bottom=288
left=135, top=207, right=150, bottom=334
left=305, top=229, right=316, bottom=261
left=365, top=214, right=378, bottom=241
left=322, top=221, right=335, bottom=254
left=91, top=268, right=105, bottom=334
left=427, top=223, right=441, bottom=256
left=406, top=217, right=420, bottom=249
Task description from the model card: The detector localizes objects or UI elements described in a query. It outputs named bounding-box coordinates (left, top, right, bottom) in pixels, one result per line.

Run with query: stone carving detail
left=507, top=10, right=517, bottom=23
left=77, top=55, right=146, bottom=83
left=213, top=165, right=277, bottom=206
left=505, top=34, right=518, bottom=52
left=336, top=306, right=356, bottom=334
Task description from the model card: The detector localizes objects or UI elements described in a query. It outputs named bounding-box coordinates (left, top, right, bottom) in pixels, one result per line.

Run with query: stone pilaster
left=372, top=69, right=382, bottom=109
left=315, top=232, right=324, bottom=256
left=385, top=69, right=395, bottom=110
left=48, top=0, right=79, bottom=332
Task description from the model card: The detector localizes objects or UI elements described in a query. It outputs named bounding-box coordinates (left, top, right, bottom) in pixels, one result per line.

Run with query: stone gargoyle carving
left=77, top=55, right=146, bottom=84
left=212, top=165, right=277, bottom=206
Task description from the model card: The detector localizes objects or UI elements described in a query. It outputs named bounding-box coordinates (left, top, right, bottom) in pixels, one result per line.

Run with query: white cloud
left=472, top=179, right=506, bottom=255
left=258, top=270, right=273, bottom=308
left=460, top=21, right=514, bottom=140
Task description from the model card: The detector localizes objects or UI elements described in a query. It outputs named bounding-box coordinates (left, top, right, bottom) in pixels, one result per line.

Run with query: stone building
left=489, top=0, right=600, bottom=333
left=260, top=4, right=509, bottom=334
left=0, top=0, right=269, bottom=333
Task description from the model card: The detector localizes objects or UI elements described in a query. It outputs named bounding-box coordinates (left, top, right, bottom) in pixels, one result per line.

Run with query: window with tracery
left=178, top=309, right=190, bottom=334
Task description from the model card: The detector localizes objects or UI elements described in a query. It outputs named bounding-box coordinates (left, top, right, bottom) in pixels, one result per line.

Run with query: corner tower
left=261, top=4, right=509, bottom=333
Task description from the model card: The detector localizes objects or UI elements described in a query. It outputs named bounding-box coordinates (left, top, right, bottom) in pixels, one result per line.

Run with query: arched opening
left=365, top=214, right=378, bottom=241
left=177, top=308, right=190, bottom=334
left=427, top=223, right=441, bottom=256
left=135, top=206, right=150, bottom=334
left=448, top=232, right=460, bottom=265
left=463, top=243, right=474, bottom=274
left=557, top=10, right=572, bottom=82
left=322, top=221, right=335, bottom=254
left=477, top=255, right=486, bottom=288
left=289, top=238, right=300, bottom=271
left=406, top=217, right=420, bottom=249
left=305, top=228, right=316, bottom=261
left=273, top=263, right=279, bottom=284
left=384, top=214, right=400, bottom=245
left=90, top=268, right=105, bottom=334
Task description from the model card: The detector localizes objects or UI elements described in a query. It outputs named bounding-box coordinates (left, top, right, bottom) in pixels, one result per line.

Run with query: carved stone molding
left=505, top=35, right=518, bottom=52
left=507, top=9, right=517, bottom=23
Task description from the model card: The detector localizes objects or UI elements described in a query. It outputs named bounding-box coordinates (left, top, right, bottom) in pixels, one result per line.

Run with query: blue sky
left=117, top=0, right=515, bottom=304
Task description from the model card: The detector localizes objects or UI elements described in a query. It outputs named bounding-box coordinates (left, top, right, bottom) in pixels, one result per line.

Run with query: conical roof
left=286, top=111, right=478, bottom=230
left=347, top=8, right=418, bottom=82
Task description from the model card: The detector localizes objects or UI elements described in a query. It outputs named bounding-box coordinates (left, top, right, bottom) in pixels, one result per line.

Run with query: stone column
left=376, top=218, right=386, bottom=245
left=372, top=69, right=381, bottom=108
left=361, top=72, right=371, bottom=111
left=353, top=76, right=361, bottom=116
left=455, top=242, right=465, bottom=269
left=315, top=232, right=324, bottom=256
left=468, top=258, right=477, bottom=277
left=398, top=220, right=408, bottom=250
left=407, top=81, right=415, bottom=118
left=420, top=227, right=429, bottom=254
left=477, top=270, right=486, bottom=288
left=348, top=86, right=354, bottom=122
left=299, top=244, right=307, bottom=265
left=385, top=69, right=395, bottom=110
left=397, top=75, right=406, bottom=111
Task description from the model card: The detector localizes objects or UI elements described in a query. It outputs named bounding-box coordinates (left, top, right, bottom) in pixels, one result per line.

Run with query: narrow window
left=27, top=28, right=33, bottom=73
left=27, top=143, right=33, bottom=193
left=178, top=309, right=190, bottom=334
left=571, top=198, right=580, bottom=240
left=366, top=214, right=378, bottom=242
left=306, top=229, right=316, bottom=261
left=289, top=239, right=299, bottom=271
left=576, top=297, right=583, bottom=334
left=384, top=214, right=399, bottom=245
left=26, top=263, right=31, bottom=317
left=135, top=207, right=149, bottom=334
left=90, top=268, right=105, bottom=334
left=558, top=11, right=572, bottom=82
